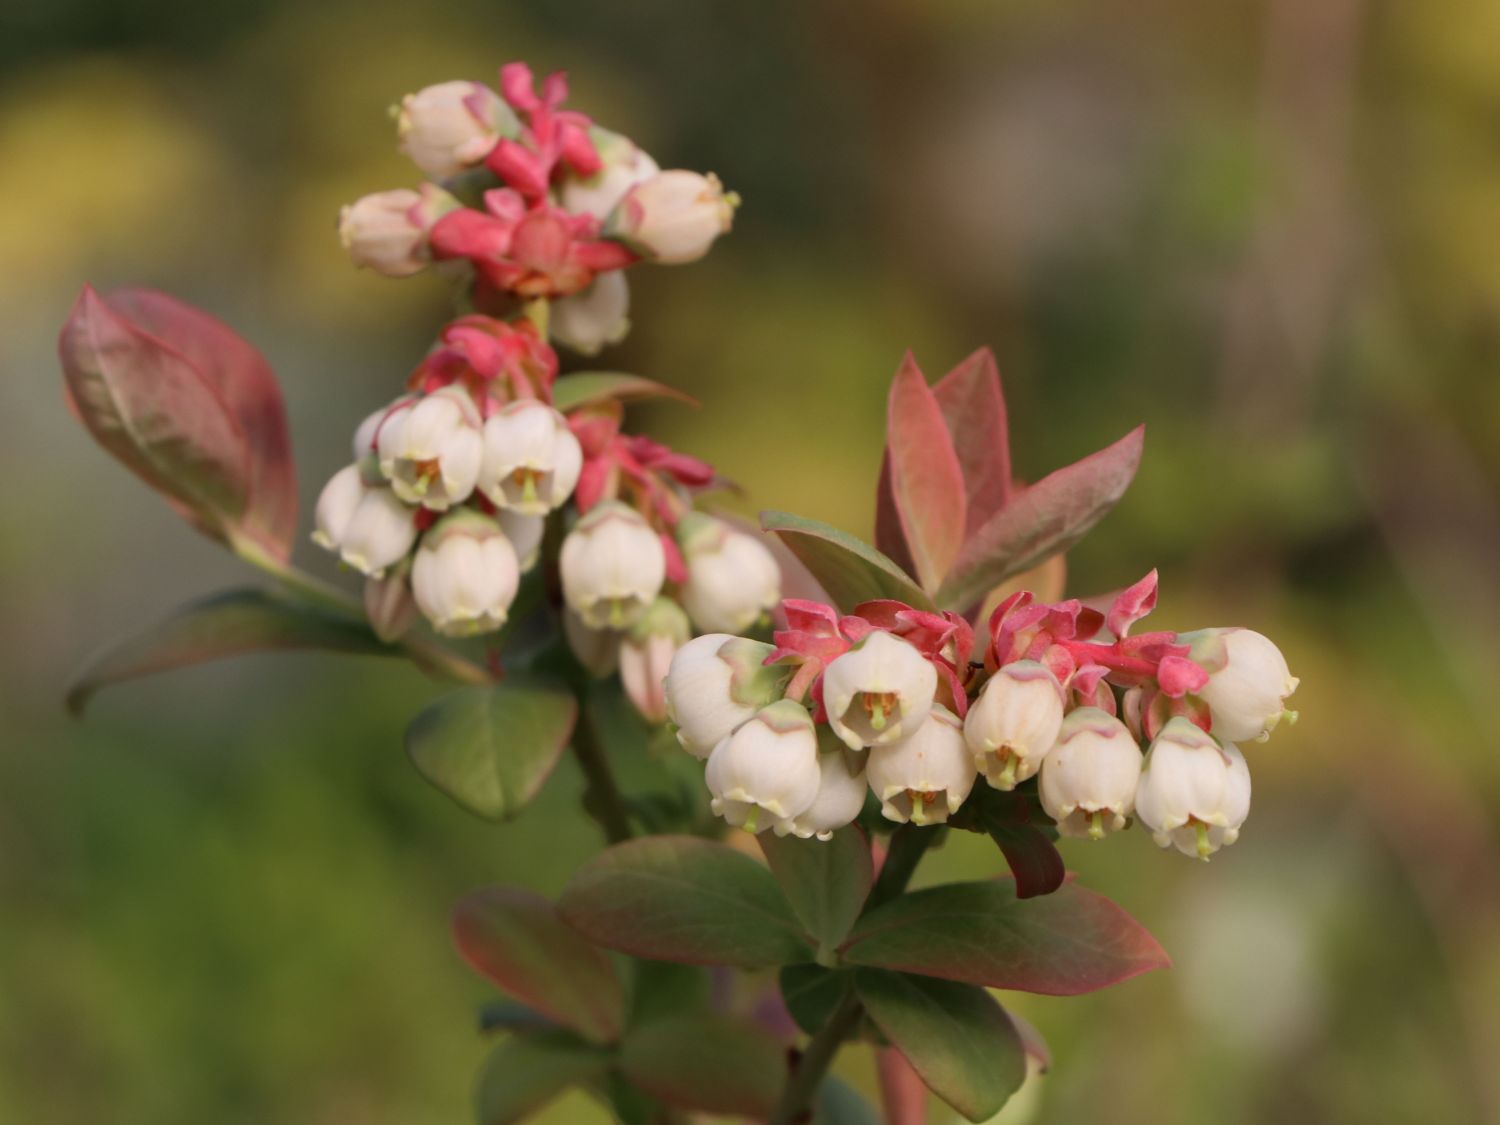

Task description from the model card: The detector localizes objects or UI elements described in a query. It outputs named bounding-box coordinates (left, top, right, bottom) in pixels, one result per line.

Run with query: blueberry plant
left=58, top=62, right=1299, bottom=1124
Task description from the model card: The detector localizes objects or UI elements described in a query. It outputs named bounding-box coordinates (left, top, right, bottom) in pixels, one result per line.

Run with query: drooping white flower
left=705, top=699, right=821, bottom=833
left=336, top=485, right=419, bottom=578
left=478, top=399, right=583, bottom=515
left=1180, top=628, right=1299, bottom=743
left=866, top=705, right=976, bottom=826
left=559, top=501, right=666, bottom=629
left=964, top=660, right=1066, bottom=790
left=497, top=509, right=544, bottom=571
left=550, top=272, right=631, bottom=356
left=773, top=747, right=869, bottom=840
left=559, top=127, right=660, bottom=220
left=1038, top=707, right=1143, bottom=840
left=607, top=170, right=736, bottom=264
left=676, top=513, right=781, bottom=634
left=312, top=463, right=368, bottom=551
left=338, top=185, right=459, bottom=278
left=377, top=387, right=483, bottom=511
left=822, top=630, right=937, bottom=751
left=410, top=510, right=520, bottom=637
left=1135, top=717, right=1250, bottom=860
left=352, top=397, right=414, bottom=461
left=619, top=598, right=691, bottom=725
left=396, top=80, right=518, bottom=181
left=664, top=634, right=790, bottom=759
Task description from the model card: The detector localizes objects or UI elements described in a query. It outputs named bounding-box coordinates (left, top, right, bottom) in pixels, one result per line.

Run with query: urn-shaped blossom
left=664, top=635, right=789, bottom=759
left=397, top=80, right=518, bottom=180
left=675, top=513, right=781, bottom=634
left=619, top=597, right=691, bottom=724
left=559, top=127, right=659, bottom=220
left=478, top=399, right=583, bottom=515
left=410, top=510, right=521, bottom=637
left=866, top=705, right=976, bottom=826
left=964, top=660, right=1066, bottom=790
left=312, top=466, right=418, bottom=578
left=353, top=398, right=413, bottom=461
left=1180, top=628, right=1299, bottom=743
left=774, top=745, right=868, bottom=841
left=559, top=501, right=666, bottom=629
left=550, top=272, right=631, bottom=356
left=1135, top=717, right=1251, bottom=859
left=338, top=185, right=459, bottom=278
left=312, top=463, right=369, bottom=552
left=705, top=699, right=821, bottom=833
left=377, top=387, right=483, bottom=510
left=822, top=630, right=938, bottom=751
left=608, top=170, right=736, bottom=264
left=1038, top=708, right=1143, bottom=839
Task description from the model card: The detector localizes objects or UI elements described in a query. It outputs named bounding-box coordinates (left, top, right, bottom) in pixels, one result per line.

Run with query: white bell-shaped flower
left=397, top=80, right=518, bottom=181
left=664, top=635, right=788, bottom=759
left=551, top=272, right=631, bottom=356
left=1038, top=707, right=1143, bottom=840
left=560, top=127, right=660, bottom=220
left=559, top=501, right=666, bottom=629
left=773, top=748, right=868, bottom=841
left=336, top=486, right=419, bottom=578
left=619, top=598, right=691, bottom=725
left=705, top=699, right=821, bottom=833
left=866, top=705, right=975, bottom=826
left=608, top=170, right=736, bottom=264
left=676, top=513, right=781, bottom=634
left=377, top=387, right=483, bottom=511
left=478, top=399, right=584, bottom=515
left=338, top=186, right=457, bottom=278
left=1135, top=717, right=1251, bottom=860
left=964, top=660, right=1066, bottom=790
left=1180, top=627, right=1299, bottom=743
left=410, top=510, right=520, bottom=637
left=312, top=463, right=368, bottom=551
left=822, top=630, right=937, bottom=751
left=353, top=398, right=407, bottom=461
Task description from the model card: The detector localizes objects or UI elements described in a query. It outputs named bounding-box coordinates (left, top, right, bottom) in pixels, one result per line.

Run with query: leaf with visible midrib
left=761, top=510, right=933, bottom=613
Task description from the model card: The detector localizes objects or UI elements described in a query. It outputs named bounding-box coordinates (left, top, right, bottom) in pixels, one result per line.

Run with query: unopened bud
left=559, top=127, right=660, bottom=220
left=607, top=170, right=736, bottom=265
left=1179, top=628, right=1298, bottom=743
left=664, top=634, right=790, bottom=759
left=559, top=501, right=666, bottom=630
left=338, top=185, right=459, bottom=277
left=550, top=272, right=631, bottom=356
left=397, top=80, right=518, bottom=180
left=676, top=513, right=781, bottom=634
left=410, top=510, right=520, bottom=637
left=619, top=598, right=691, bottom=724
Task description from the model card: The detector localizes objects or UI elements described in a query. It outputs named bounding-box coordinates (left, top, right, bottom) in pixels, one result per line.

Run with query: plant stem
left=769, top=824, right=940, bottom=1125
left=569, top=700, right=634, bottom=845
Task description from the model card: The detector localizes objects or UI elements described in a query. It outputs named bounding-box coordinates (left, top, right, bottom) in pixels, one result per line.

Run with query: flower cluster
left=664, top=571, right=1297, bottom=856
left=313, top=62, right=776, bottom=714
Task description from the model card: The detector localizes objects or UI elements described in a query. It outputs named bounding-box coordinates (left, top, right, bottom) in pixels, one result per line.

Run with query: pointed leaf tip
left=886, top=354, right=967, bottom=591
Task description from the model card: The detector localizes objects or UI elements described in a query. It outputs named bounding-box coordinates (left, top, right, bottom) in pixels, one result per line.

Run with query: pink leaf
left=1105, top=570, right=1159, bottom=639
left=886, top=353, right=967, bottom=591
left=874, top=453, right=919, bottom=579
left=933, top=348, right=1011, bottom=532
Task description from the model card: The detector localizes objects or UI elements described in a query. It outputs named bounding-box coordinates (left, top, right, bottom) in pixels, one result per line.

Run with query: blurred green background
left=4, top=0, right=1499, bottom=1122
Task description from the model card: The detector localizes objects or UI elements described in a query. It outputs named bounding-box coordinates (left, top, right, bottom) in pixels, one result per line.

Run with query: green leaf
left=405, top=679, right=577, bottom=821
left=854, top=969, right=1025, bottom=1123
left=66, top=588, right=391, bottom=715
left=478, top=1000, right=558, bottom=1035
left=760, top=510, right=934, bottom=613
left=551, top=371, right=697, bottom=412
left=759, top=825, right=874, bottom=952
left=780, top=964, right=850, bottom=1036
left=618, top=1014, right=785, bottom=1117
left=885, top=353, right=967, bottom=590
left=627, top=960, right=712, bottom=1028
left=814, top=1075, right=882, bottom=1125
left=453, top=886, right=625, bottom=1044
left=474, top=1030, right=611, bottom=1125
left=843, top=880, right=1170, bottom=995
left=557, top=836, right=813, bottom=968
left=936, top=426, right=1144, bottom=611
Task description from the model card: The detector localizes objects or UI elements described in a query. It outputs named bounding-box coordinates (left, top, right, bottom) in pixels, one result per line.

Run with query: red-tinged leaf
left=1007, top=1009, right=1052, bottom=1073
left=933, top=348, right=1011, bottom=531
left=842, top=880, right=1170, bottom=996
left=618, top=1014, right=785, bottom=1117
left=854, top=970, right=1025, bottom=1123
left=877, top=1046, right=929, bottom=1125
left=886, top=354, right=966, bottom=591
left=59, top=286, right=296, bottom=562
left=66, top=588, right=392, bottom=715
left=759, top=825, right=873, bottom=952
left=557, top=836, right=814, bottom=969
left=474, top=1030, right=611, bottom=1125
left=453, top=886, right=625, bottom=1044
left=551, top=371, right=698, bottom=413
left=986, top=823, right=1066, bottom=900
left=761, top=510, right=935, bottom=614
left=936, top=426, right=1145, bottom=612
left=874, top=453, right=918, bottom=579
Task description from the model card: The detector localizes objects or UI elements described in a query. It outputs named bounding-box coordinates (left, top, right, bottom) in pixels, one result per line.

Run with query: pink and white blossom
left=676, top=514, right=782, bottom=634
left=822, top=630, right=938, bottom=751
left=1135, top=717, right=1250, bottom=859
left=478, top=399, right=583, bottom=514
left=559, top=501, right=666, bottom=629
left=866, top=705, right=976, bottom=826
left=410, top=510, right=520, bottom=636
left=397, top=80, right=518, bottom=180
left=377, top=387, right=483, bottom=510
left=1180, top=627, right=1299, bottom=743
left=608, top=170, right=736, bottom=264
left=964, top=660, right=1066, bottom=790
left=705, top=699, right=821, bottom=833
left=1039, top=707, right=1142, bottom=839
left=774, top=748, right=868, bottom=840
left=664, top=635, right=788, bottom=759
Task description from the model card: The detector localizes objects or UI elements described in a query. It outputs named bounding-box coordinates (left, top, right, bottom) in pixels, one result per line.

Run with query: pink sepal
left=661, top=533, right=688, bottom=585
left=1156, top=654, right=1209, bottom=698
left=1106, top=569, right=1158, bottom=639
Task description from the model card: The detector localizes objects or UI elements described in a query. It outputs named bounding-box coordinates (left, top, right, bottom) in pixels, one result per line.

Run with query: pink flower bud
left=550, top=272, right=631, bottom=356
left=608, top=170, right=736, bottom=264
left=411, top=510, right=520, bottom=637
left=963, top=660, right=1065, bottom=791
left=376, top=387, right=483, bottom=511
left=1179, top=628, right=1299, bottom=743
left=619, top=598, right=691, bottom=724
left=822, top=630, right=938, bottom=751
left=364, top=570, right=418, bottom=643
left=774, top=746, right=868, bottom=840
left=338, top=185, right=459, bottom=278
left=866, top=706, right=976, bottom=826
left=559, top=127, right=660, bottom=220
left=559, top=501, right=666, bottom=629
left=1038, top=708, right=1142, bottom=839
left=478, top=399, right=583, bottom=515
left=397, top=81, right=518, bottom=180
left=1135, top=718, right=1251, bottom=860
left=676, top=513, right=782, bottom=634
left=664, top=635, right=789, bottom=759
left=563, top=610, right=619, bottom=678
left=705, top=699, right=821, bottom=833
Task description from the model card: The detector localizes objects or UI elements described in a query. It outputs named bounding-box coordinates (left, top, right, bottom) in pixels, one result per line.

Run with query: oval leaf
left=780, top=964, right=849, bottom=1036
left=843, top=880, right=1170, bottom=995
left=558, top=836, right=813, bottom=968
left=66, top=588, right=391, bottom=715
left=759, top=825, right=874, bottom=952
left=454, top=886, right=625, bottom=1044
left=933, top=347, right=1011, bottom=531
left=475, top=1030, right=611, bottom=1125
left=552, top=371, right=697, bottom=413
left=854, top=969, right=1025, bottom=1123
left=936, top=426, right=1144, bottom=612
left=619, top=1014, right=785, bottom=1117
left=405, top=679, right=577, bottom=821
left=886, top=353, right=966, bottom=590
left=761, top=510, right=934, bottom=613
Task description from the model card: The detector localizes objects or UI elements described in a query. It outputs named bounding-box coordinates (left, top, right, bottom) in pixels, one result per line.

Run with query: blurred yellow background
left=3, top=1, right=1499, bottom=1122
